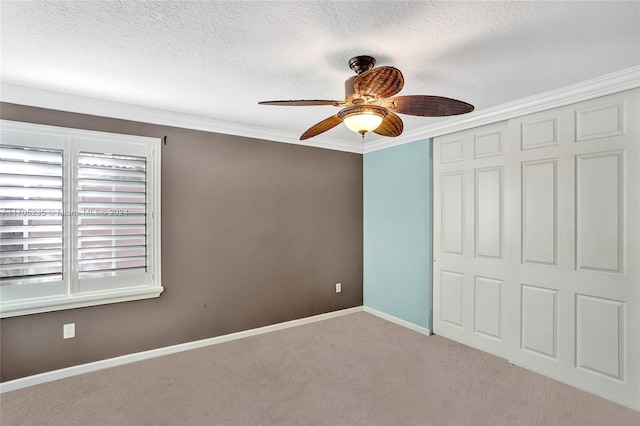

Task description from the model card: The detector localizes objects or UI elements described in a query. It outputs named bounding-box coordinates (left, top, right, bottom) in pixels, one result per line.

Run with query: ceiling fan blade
left=259, top=100, right=345, bottom=107
left=373, top=111, right=403, bottom=137
left=388, top=95, right=474, bottom=116
left=354, top=66, right=404, bottom=99
left=300, top=114, right=343, bottom=140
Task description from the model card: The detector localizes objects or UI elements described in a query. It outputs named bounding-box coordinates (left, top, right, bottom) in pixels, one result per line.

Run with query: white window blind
left=0, top=145, right=64, bottom=285
left=0, top=120, right=162, bottom=318
left=77, top=152, right=147, bottom=279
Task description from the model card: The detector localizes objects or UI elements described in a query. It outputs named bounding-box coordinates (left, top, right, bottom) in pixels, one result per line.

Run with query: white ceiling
left=1, top=1, right=639, bottom=152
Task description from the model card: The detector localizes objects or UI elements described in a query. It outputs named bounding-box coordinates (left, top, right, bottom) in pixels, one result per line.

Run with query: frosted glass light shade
left=343, top=113, right=384, bottom=134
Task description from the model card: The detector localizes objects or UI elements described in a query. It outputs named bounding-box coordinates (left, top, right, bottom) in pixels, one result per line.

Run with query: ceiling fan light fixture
left=339, top=106, right=387, bottom=135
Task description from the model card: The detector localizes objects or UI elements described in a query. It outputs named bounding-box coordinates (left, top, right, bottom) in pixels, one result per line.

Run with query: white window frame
left=0, top=120, right=162, bottom=317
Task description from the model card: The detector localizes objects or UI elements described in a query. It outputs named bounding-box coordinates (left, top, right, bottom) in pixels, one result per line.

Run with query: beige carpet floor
left=1, top=312, right=639, bottom=426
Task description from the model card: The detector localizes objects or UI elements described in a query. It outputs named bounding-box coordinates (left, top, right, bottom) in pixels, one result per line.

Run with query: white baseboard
left=0, top=306, right=364, bottom=393
left=363, top=306, right=431, bottom=336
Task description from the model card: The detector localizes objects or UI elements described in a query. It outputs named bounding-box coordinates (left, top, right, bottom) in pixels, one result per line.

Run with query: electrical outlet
left=335, top=283, right=342, bottom=293
left=63, top=323, right=75, bottom=339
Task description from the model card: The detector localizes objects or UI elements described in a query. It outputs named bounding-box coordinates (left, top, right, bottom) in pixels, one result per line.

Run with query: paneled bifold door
left=433, top=88, right=640, bottom=411
left=434, top=122, right=509, bottom=358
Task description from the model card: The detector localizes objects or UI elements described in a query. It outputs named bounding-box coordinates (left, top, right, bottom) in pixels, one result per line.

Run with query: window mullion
left=66, top=138, right=78, bottom=296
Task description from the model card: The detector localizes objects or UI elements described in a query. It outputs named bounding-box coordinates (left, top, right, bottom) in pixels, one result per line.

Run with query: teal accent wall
left=364, top=139, right=432, bottom=329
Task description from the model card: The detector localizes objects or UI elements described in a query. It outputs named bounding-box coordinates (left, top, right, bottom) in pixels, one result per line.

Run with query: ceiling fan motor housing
left=344, top=76, right=359, bottom=103
left=346, top=56, right=376, bottom=103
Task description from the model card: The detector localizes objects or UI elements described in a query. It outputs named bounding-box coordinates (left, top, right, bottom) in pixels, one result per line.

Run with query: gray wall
left=0, top=103, right=363, bottom=381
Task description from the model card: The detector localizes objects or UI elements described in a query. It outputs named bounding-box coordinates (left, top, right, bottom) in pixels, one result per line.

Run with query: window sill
left=0, top=286, right=164, bottom=318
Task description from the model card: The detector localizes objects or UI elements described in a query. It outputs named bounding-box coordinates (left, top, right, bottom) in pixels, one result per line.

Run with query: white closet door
left=433, top=122, right=509, bottom=358
left=506, top=89, right=639, bottom=410
left=433, top=88, right=639, bottom=410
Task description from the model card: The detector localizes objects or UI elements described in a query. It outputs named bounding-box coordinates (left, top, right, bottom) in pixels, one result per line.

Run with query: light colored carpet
left=1, top=312, right=639, bottom=425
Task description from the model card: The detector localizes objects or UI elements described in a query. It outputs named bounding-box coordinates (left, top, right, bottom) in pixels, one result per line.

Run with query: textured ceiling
left=1, top=1, right=639, bottom=150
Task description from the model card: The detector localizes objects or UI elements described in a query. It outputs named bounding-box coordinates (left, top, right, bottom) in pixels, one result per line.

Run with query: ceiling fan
left=259, top=55, right=474, bottom=141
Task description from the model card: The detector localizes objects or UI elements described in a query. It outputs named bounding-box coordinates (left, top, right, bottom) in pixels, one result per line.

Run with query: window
left=0, top=120, right=162, bottom=317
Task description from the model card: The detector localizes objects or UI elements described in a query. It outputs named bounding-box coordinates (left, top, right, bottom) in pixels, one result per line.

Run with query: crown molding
left=3, top=66, right=638, bottom=156
left=0, top=84, right=362, bottom=154
left=364, top=65, right=640, bottom=153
